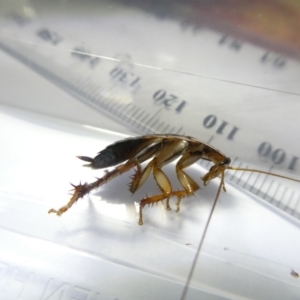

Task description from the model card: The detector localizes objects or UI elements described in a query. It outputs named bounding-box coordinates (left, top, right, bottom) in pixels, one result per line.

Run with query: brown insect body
left=83, top=134, right=227, bottom=168
left=48, top=134, right=300, bottom=225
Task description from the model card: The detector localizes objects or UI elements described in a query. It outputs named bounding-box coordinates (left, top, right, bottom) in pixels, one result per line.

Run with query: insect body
left=48, top=134, right=300, bottom=225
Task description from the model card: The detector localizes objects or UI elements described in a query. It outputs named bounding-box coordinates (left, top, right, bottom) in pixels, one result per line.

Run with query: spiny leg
left=173, top=151, right=203, bottom=211
left=202, top=164, right=228, bottom=192
left=129, top=160, right=154, bottom=193
left=154, top=166, right=173, bottom=211
left=135, top=139, right=198, bottom=224
left=48, top=160, right=137, bottom=216
left=130, top=139, right=189, bottom=196
left=128, top=160, right=142, bottom=191
left=173, top=169, right=199, bottom=213
left=138, top=148, right=204, bottom=224
left=139, top=194, right=170, bottom=225
left=170, top=190, right=191, bottom=212
left=138, top=190, right=194, bottom=225
left=176, top=196, right=182, bottom=213
left=166, top=197, right=171, bottom=211
left=138, top=165, right=172, bottom=225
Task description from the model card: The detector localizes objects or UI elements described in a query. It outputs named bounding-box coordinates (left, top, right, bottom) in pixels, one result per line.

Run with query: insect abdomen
left=92, top=138, right=152, bottom=168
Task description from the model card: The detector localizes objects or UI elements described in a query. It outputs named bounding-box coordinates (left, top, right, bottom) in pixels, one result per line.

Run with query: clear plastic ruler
left=0, top=0, right=300, bottom=220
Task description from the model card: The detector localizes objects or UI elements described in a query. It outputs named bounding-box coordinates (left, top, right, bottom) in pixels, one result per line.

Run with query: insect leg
left=129, top=160, right=155, bottom=193
left=48, top=160, right=137, bottom=216
left=138, top=140, right=197, bottom=224
left=173, top=151, right=203, bottom=211
left=138, top=163, right=172, bottom=225
left=175, top=197, right=182, bottom=213
left=129, top=142, right=165, bottom=193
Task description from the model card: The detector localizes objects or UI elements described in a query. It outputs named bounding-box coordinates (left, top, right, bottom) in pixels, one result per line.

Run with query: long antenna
left=180, top=165, right=300, bottom=299
left=228, top=166, right=300, bottom=183
left=180, top=173, right=224, bottom=300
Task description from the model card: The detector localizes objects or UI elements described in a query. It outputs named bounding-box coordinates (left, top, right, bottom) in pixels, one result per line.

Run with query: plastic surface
left=0, top=105, right=300, bottom=299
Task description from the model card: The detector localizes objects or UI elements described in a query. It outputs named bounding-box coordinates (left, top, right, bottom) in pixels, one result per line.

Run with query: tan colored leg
left=175, top=151, right=202, bottom=193
left=129, top=160, right=155, bottom=193
left=175, top=195, right=182, bottom=212
left=138, top=150, right=204, bottom=224
left=167, top=151, right=203, bottom=212
left=48, top=160, right=137, bottom=216
left=139, top=193, right=171, bottom=225
left=171, top=190, right=190, bottom=212
left=138, top=165, right=172, bottom=225
left=138, top=190, right=193, bottom=224
left=166, top=197, right=171, bottom=211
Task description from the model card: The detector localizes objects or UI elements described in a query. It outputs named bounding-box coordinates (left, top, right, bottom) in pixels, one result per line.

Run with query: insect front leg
left=202, top=163, right=228, bottom=192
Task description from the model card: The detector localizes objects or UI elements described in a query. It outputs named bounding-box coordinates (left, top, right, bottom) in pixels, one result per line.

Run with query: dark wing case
left=92, top=136, right=154, bottom=169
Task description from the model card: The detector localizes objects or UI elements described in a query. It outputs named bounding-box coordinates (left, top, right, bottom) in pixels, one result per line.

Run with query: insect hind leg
left=48, top=160, right=137, bottom=216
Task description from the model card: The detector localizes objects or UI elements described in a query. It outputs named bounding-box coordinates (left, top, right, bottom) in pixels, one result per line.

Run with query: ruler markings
left=134, top=111, right=146, bottom=130
left=283, top=191, right=295, bottom=214
left=277, top=187, right=288, bottom=209
left=255, top=173, right=268, bottom=197
left=262, top=180, right=273, bottom=200
left=269, top=183, right=281, bottom=205
left=154, top=121, right=165, bottom=132
left=161, top=124, right=170, bottom=132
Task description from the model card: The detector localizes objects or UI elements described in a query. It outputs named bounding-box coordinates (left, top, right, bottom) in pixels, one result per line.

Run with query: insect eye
left=220, top=157, right=231, bottom=166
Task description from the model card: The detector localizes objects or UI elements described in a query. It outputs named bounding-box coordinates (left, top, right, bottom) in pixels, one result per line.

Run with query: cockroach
left=48, top=134, right=300, bottom=225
